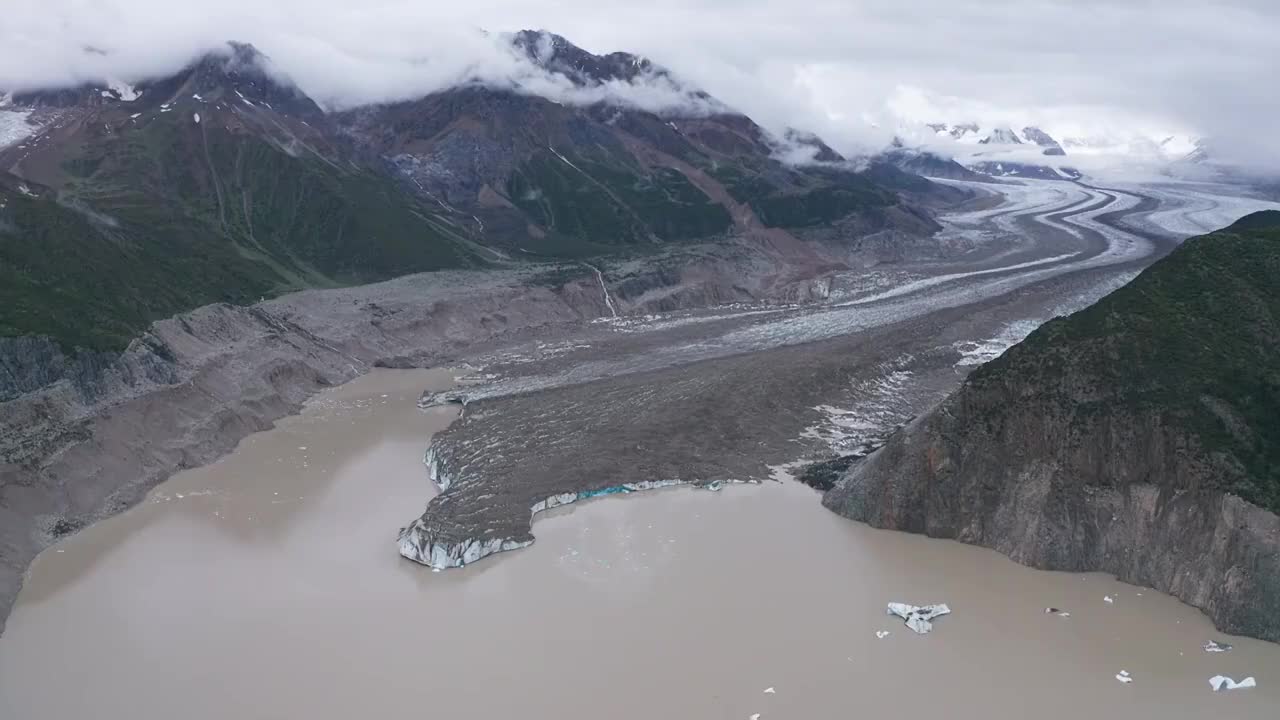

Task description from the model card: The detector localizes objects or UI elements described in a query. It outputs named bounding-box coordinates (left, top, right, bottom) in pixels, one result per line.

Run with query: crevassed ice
left=0, top=109, right=37, bottom=150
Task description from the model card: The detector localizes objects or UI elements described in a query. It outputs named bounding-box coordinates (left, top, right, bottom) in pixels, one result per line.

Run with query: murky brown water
left=1, top=369, right=1276, bottom=719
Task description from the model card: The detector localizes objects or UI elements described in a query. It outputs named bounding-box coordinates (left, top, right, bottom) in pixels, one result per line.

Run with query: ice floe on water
left=887, top=602, right=951, bottom=634
left=1210, top=675, right=1256, bottom=692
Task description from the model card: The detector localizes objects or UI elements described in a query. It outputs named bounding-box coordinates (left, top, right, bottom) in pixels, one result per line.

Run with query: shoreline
left=5, top=406, right=1278, bottom=719
left=0, top=177, right=1223, bottom=633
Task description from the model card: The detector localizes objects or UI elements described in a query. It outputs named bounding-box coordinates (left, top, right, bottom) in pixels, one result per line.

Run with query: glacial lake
left=1, top=369, right=1276, bottom=719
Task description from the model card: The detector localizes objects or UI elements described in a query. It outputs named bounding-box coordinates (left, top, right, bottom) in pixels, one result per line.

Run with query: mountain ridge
left=0, top=36, right=959, bottom=361
left=823, top=210, right=1280, bottom=641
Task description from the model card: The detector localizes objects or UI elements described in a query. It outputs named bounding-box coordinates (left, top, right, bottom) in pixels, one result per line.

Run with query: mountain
left=335, top=31, right=915, bottom=255
left=509, top=30, right=695, bottom=94
left=881, top=148, right=990, bottom=182
left=824, top=211, right=1280, bottom=641
left=928, top=122, right=981, bottom=142
left=1019, top=126, right=1066, bottom=156
left=979, top=127, right=1023, bottom=146
left=911, top=122, right=1079, bottom=181
left=969, top=160, right=1081, bottom=181
left=0, top=34, right=948, bottom=357
left=0, top=43, right=478, bottom=353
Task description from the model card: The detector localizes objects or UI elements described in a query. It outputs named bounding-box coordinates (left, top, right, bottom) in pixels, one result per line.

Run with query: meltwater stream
left=0, top=369, right=1277, bottom=720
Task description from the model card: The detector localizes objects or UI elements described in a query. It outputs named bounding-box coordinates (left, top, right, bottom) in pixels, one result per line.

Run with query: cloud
left=2, top=0, right=1278, bottom=171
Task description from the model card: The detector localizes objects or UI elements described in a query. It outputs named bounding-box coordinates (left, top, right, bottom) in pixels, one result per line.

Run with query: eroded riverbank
left=1, top=369, right=1278, bottom=719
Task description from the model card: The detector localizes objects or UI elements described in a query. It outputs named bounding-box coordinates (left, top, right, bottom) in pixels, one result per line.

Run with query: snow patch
left=548, top=145, right=585, bottom=173
left=0, top=108, right=37, bottom=150
left=952, top=270, right=1140, bottom=369
left=801, top=358, right=915, bottom=455
left=106, top=79, right=139, bottom=101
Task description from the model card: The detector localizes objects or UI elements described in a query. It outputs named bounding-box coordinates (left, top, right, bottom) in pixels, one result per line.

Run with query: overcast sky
left=3, top=0, right=1279, bottom=170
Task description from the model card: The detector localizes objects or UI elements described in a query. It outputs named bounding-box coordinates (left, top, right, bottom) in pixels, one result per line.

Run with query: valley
left=1, top=23, right=1279, bottom=719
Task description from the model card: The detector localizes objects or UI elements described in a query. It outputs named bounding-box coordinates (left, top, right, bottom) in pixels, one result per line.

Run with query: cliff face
left=824, top=211, right=1280, bottom=641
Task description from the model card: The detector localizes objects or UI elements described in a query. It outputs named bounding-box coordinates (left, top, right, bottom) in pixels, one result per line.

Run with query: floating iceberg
left=887, top=602, right=951, bottom=634
left=1116, top=670, right=1133, bottom=684
left=1210, top=675, right=1256, bottom=692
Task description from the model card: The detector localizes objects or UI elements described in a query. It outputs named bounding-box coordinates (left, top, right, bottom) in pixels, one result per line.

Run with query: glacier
left=399, top=475, right=753, bottom=570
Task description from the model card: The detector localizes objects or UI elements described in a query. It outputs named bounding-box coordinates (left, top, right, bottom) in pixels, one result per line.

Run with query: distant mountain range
left=0, top=33, right=947, bottom=353
left=917, top=123, right=1079, bottom=179
left=908, top=120, right=1231, bottom=181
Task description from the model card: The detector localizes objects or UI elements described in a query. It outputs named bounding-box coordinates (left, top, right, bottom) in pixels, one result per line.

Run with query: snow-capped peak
left=980, top=127, right=1023, bottom=145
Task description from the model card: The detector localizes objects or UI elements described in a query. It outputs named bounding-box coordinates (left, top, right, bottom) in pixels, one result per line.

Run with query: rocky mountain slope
left=824, top=211, right=1280, bottom=641
left=0, top=35, right=954, bottom=377
left=0, top=43, right=481, bottom=357
left=0, top=31, right=974, bottom=633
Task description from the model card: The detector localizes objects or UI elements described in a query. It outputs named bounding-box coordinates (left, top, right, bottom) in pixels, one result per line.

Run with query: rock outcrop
left=824, top=211, right=1280, bottom=642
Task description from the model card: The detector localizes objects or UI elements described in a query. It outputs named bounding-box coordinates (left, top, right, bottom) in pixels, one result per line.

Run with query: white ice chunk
left=1203, top=640, right=1233, bottom=653
left=875, top=630, right=891, bottom=639
left=193, top=113, right=201, bottom=124
left=1104, top=595, right=1115, bottom=604
left=1210, top=675, right=1256, bottom=692
left=763, top=687, right=775, bottom=694
left=887, top=602, right=951, bottom=634
left=1116, top=670, right=1133, bottom=684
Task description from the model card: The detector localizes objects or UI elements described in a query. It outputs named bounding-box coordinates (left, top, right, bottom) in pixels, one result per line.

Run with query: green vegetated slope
left=501, top=134, right=895, bottom=249
left=971, top=210, right=1280, bottom=511
left=0, top=113, right=475, bottom=351
left=507, top=148, right=732, bottom=251
left=708, top=162, right=893, bottom=228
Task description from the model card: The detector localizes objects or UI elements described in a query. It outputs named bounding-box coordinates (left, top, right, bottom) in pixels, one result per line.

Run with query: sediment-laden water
left=0, top=369, right=1275, bottom=719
